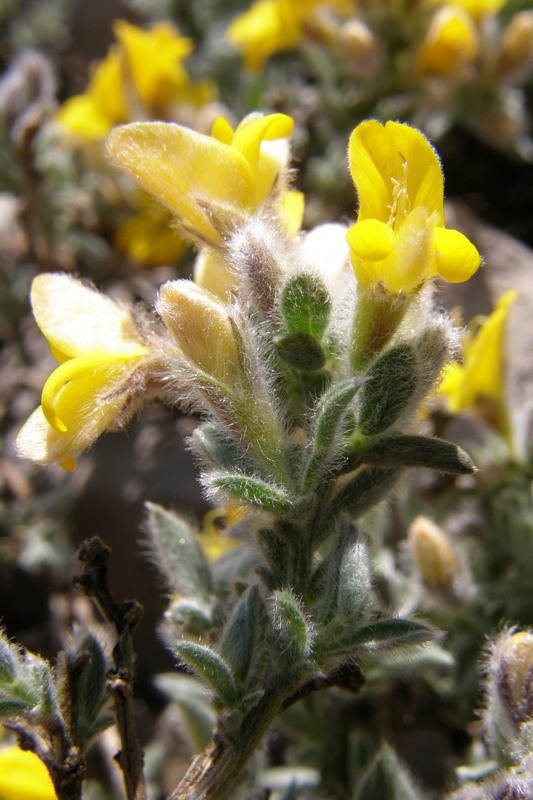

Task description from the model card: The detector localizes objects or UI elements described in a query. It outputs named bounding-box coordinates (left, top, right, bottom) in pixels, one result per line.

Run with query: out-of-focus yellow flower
left=201, top=503, right=246, bottom=560
left=57, top=20, right=199, bottom=140
left=346, top=120, right=481, bottom=294
left=228, top=0, right=350, bottom=71
left=438, top=290, right=517, bottom=440
left=0, top=744, right=56, bottom=800
left=106, top=112, right=296, bottom=247
left=416, top=6, right=479, bottom=79
left=496, top=11, right=533, bottom=81
left=115, top=192, right=189, bottom=267
left=16, top=273, right=154, bottom=471
left=425, top=0, right=506, bottom=20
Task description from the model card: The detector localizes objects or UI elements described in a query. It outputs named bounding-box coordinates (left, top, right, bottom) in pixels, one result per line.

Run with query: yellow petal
left=282, top=189, right=305, bottom=234
left=106, top=122, right=253, bottom=245
left=417, top=6, right=478, bottom=78
left=0, top=745, right=57, bottom=800
left=232, top=113, right=295, bottom=206
left=193, top=249, right=238, bottom=301
left=432, top=227, right=482, bottom=282
left=31, top=274, right=148, bottom=360
left=41, top=353, right=143, bottom=433
left=349, top=120, right=444, bottom=225
left=227, top=0, right=300, bottom=71
left=346, top=218, right=395, bottom=262
left=115, top=20, right=193, bottom=107
left=211, top=116, right=235, bottom=145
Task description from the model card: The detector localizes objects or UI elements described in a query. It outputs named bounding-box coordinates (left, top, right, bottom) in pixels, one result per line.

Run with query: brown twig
left=73, top=537, right=148, bottom=800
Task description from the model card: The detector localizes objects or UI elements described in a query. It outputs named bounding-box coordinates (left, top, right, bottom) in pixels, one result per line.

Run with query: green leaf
left=337, top=535, right=372, bottom=620
left=275, top=332, right=326, bottom=371
left=207, top=472, right=295, bottom=514
left=330, top=466, right=402, bottom=520
left=172, top=641, right=239, bottom=707
left=75, top=634, right=112, bottom=746
left=0, top=631, right=18, bottom=682
left=272, top=590, right=313, bottom=662
left=220, top=584, right=264, bottom=684
left=316, top=619, right=437, bottom=660
left=302, top=377, right=364, bottom=492
left=280, top=273, right=332, bottom=339
left=144, top=503, right=214, bottom=601
left=257, top=528, right=289, bottom=585
left=166, top=597, right=213, bottom=637
left=353, top=743, right=423, bottom=800
left=191, top=422, right=258, bottom=474
left=359, top=435, right=476, bottom=474
left=358, top=345, right=418, bottom=435
left=155, top=673, right=216, bottom=752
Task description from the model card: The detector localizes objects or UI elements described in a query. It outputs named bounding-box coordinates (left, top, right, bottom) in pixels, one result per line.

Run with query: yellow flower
left=115, top=192, right=189, bottom=267
left=106, top=112, right=296, bottom=247
left=416, top=6, right=479, bottom=79
left=346, top=120, right=481, bottom=294
left=438, top=289, right=518, bottom=440
left=424, top=0, right=507, bottom=20
left=0, top=744, right=56, bottom=800
left=57, top=21, right=195, bottom=140
left=16, top=273, right=153, bottom=471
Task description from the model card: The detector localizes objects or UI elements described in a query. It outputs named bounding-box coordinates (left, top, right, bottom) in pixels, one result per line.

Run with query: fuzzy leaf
left=155, top=673, right=216, bottom=752
left=330, top=466, right=402, bottom=520
left=316, top=618, right=436, bottom=659
left=354, top=743, right=423, bottom=800
left=337, top=535, right=372, bottom=620
left=220, top=584, right=264, bottom=684
left=280, top=273, right=332, bottom=339
left=275, top=332, right=326, bottom=371
left=360, top=435, right=476, bottom=474
left=272, top=590, right=313, bottom=662
left=302, top=377, right=364, bottom=492
left=172, top=641, right=239, bottom=707
left=166, top=597, right=213, bottom=637
left=75, top=635, right=112, bottom=745
left=192, top=422, right=258, bottom=474
left=207, top=472, right=294, bottom=513
left=144, top=503, right=214, bottom=601
left=257, top=527, right=289, bottom=585
left=358, top=344, right=418, bottom=435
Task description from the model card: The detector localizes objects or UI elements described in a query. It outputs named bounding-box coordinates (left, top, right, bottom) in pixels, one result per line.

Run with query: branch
left=73, top=537, right=147, bottom=800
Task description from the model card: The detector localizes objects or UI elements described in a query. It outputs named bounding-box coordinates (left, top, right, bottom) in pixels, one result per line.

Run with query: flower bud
left=339, top=20, right=383, bottom=78
left=484, top=628, right=533, bottom=753
left=496, top=11, right=533, bottom=82
left=416, top=7, right=478, bottom=80
left=156, top=280, right=239, bottom=386
left=408, top=516, right=459, bottom=590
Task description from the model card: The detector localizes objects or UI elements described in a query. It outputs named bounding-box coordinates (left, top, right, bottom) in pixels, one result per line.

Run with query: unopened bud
left=416, top=6, right=478, bottom=79
left=408, top=516, right=459, bottom=590
left=157, top=280, right=239, bottom=385
left=496, top=11, right=533, bottom=81
left=484, top=628, right=533, bottom=752
left=339, top=20, right=383, bottom=78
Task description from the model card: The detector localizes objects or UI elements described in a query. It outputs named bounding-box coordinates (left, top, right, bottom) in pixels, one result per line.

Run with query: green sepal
left=280, top=272, right=332, bottom=339
left=354, top=743, right=423, bottom=800
left=272, top=590, right=313, bottom=662
left=315, top=618, right=437, bottom=660
left=28, top=654, right=57, bottom=721
left=172, top=641, right=239, bottom=707
left=144, top=503, right=214, bottom=601
left=74, top=634, right=112, bottom=746
left=275, top=332, right=326, bottom=371
left=357, top=435, right=476, bottom=475
left=357, top=344, right=418, bottom=435
left=155, top=673, right=216, bottom=752
left=207, top=472, right=295, bottom=514
left=220, top=583, right=264, bottom=684
left=302, top=377, right=364, bottom=492
left=0, top=632, right=18, bottom=682
left=191, top=422, right=258, bottom=475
